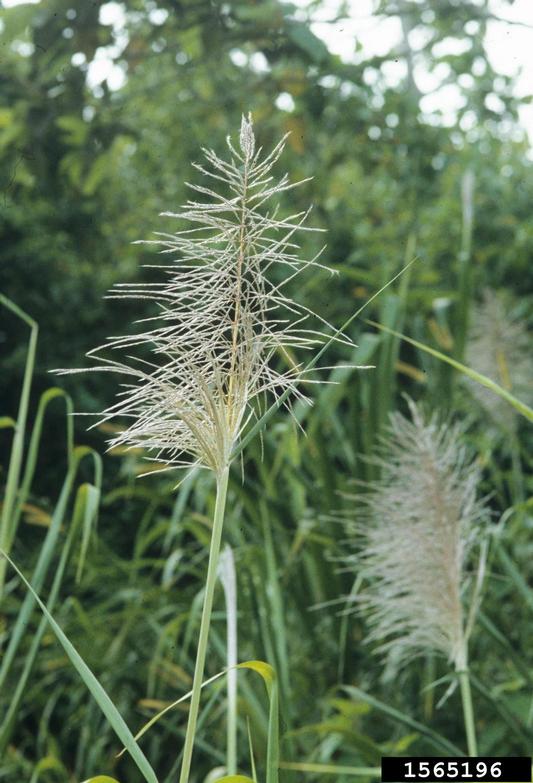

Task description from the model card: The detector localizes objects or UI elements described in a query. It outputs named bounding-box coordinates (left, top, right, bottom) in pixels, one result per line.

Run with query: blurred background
left=1, top=1, right=532, bottom=781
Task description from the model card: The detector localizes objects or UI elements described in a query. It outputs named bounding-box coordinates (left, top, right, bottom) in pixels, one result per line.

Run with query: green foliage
left=1, top=0, right=532, bottom=781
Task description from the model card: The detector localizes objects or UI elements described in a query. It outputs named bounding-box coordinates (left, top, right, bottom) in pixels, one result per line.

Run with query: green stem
left=179, top=465, right=230, bottom=783
left=458, top=669, right=477, bottom=756
left=225, top=553, right=238, bottom=775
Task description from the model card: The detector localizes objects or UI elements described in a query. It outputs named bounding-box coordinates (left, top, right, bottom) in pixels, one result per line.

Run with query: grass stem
left=179, top=465, right=230, bottom=783
left=458, top=669, right=478, bottom=756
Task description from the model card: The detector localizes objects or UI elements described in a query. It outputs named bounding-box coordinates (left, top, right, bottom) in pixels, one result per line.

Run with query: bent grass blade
left=82, top=778, right=122, bottom=783
left=0, top=551, right=159, bottom=783
left=214, top=777, right=256, bottom=782
left=0, top=481, right=99, bottom=754
left=0, top=446, right=102, bottom=691
left=0, top=295, right=38, bottom=596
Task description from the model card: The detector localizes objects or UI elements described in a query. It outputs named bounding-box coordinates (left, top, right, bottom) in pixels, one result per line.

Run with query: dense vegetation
left=1, top=1, right=532, bottom=782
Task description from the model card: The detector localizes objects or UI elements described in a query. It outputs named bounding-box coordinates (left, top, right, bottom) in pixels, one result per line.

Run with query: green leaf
left=366, top=319, right=533, bottom=423
left=238, top=662, right=279, bottom=783
left=0, top=479, right=100, bottom=753
left=237, top=659, right=275, bottom=689
left=8, top=386, right=76, bottom=559
left=215, top=777, right=256, bottom=783
left=83, top=153, right=111, bottom=195
left=280, top=762, right=380, bottom=776
left=495, top=542, right=533, bottom=614
left=0, top=447, right=99, bottom=691
left=116, top=661, right=278, bottom=781
left=0, top=551, right=159, bottom=783
left=0, top=295, right=38, bottom=594
left=75, top=483, right=100, bottom=583
left=56, top=114, right=89, bottom=145
left=81, top=778, right=122, bottom=783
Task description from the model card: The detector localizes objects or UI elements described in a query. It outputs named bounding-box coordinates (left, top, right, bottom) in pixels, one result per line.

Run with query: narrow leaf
left=0, top=551, right=159, bottom=783
left=215, top=777, right=255, bottom=783
left=238, top=662, right=279, bottom=783
left=366, top=320, right=533, bottom=423
left=280, top=762, right=380, bottom=776
left=82, top=778, right=122, bottom=783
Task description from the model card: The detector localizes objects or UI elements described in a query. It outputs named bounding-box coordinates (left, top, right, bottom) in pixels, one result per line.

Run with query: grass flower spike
left=466, top=289, right=532, bottom=432
left=63, top=114, right=333, bottom=478
left=352, top=401, right=486, bottom=671
left=59, top=114, right=340, bottom=782
left=349, top=401, right=488, bottom=753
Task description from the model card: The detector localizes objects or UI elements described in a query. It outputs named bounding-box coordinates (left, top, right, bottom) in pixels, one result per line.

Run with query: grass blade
left=214, top=777, right=255, bottom=782
left=469, top=673, right=531, bottom=748
left=82, top=777, right=122, bottom=782
left=0, top=483, right=99, bottom=753
left=0, top=295, right=38, bottom=596
left=0, top=447, right=101, bottom=690
left=478, top=612, right=533, bottom=687
left=10, top=387, right=75, bottom=549
left=366, top=320, right=533, bottom=423
left=495, top=542, right=533, bottom=614
left=280, top=762, right=380, bottom=776
left=0, top=550, right=159, bottom=783
left=238, top=661, right=279, bottom=783
left=117, top=669, right=228, bottom=755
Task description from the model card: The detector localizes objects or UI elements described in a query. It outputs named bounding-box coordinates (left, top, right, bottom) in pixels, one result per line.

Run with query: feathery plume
left=465, top=289, right=532, bottom=431
left=58, top=114, right=341, bottom=476
left=55, top=115, right=352, bottom=783
left=348, top=401, right=488, bottom=674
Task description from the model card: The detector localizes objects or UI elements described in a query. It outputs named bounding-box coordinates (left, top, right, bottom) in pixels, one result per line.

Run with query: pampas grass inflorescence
left=60, top=114, right=341, bottom=782
left=350, top=401, right=487, bottom=674
left=466, top=289, right=532, bottom=432
left=60, top=114, right=334, bottom=478
left=346, top=400, right=489, bottom=754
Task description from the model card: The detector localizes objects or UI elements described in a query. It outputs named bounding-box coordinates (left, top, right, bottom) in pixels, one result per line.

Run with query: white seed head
left=465, top=289, right=532, bottom=431
left=58, top=116, right=339, bottom=476
left=347, top=401, right=488, bottom=673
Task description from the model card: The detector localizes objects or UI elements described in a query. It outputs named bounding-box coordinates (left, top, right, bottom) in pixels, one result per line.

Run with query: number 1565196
left=381, top=757, right=531, bottom=783
left=405, top=761, right=501, bottom=779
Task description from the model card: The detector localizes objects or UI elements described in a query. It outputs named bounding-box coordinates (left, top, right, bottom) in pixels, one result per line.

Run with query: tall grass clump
left=58, top=114, right=344, bottom=781
left=348, top=400, right=489, bottom=755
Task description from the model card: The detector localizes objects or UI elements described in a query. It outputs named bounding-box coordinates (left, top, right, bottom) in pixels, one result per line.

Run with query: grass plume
left=348, top=400, right=488, bottom=674
left=58, top=114, right=338, bottom=478
left=465, top=289, right=532, bottom=431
